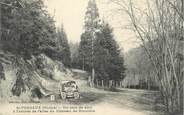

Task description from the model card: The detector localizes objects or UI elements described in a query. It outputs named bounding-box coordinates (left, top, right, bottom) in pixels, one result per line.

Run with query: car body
left=59, top=81, right=80, bottom=99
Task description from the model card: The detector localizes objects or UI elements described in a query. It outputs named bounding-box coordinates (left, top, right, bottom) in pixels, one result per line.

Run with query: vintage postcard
left=0, top=0, right=183, bottom=115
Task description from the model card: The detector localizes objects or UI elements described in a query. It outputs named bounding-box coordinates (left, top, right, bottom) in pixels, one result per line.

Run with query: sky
left=44, top=0, right=144, bottom=52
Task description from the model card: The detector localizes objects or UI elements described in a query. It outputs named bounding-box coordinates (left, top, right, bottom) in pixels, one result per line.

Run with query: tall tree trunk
left=91, top=32, right=95, bottom=87
left=102, top=80, right=104, bottom=89
left=82, top=57, right=85, bottom=70
left=96, top=79, right=98, bottom=88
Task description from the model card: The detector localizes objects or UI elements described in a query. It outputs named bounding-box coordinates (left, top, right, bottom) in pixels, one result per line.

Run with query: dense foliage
left=78, top=0, right=126, bottom=87
left=0, top=0, right=71, bottom=64
left=1, top=0, right=56, bottom=59
left=0, top=0, right=71, bottom=96
left=56, top=26, right=71, bottom=67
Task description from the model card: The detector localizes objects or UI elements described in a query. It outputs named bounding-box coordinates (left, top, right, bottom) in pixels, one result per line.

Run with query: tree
left=110, top=0, right=183, bottom=113
left=70, top=42, right=80, bottom=69
left=56, top=26, right=71, bottom=67
left=125, top=47, right=158, bottom=90
left=96, top=22, right=126, bottom=87
left=79, top=32, right=92, bottom=71
left=0, top=0, right=59, bottom=97
left=79, top=0, right=126, bottom=88
left=1, top=0, right=57, bottom=59
left=79, top=0, right=101, bottom=87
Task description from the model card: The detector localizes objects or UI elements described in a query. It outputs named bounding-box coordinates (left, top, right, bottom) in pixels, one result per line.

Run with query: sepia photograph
left=0, top=0, right=183, bottom=115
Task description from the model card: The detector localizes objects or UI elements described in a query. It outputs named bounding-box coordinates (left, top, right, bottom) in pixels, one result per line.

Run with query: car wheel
left=60, top=92, right=66, bottom=100
left=74, top=92, right=80, bottom=99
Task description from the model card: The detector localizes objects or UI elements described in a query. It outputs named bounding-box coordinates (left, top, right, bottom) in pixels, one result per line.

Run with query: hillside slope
left=0, top=52, right=75, bottom=103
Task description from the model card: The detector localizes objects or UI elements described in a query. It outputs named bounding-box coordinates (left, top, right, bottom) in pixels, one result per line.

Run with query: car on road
left=59, top=81, right=80, bottom=99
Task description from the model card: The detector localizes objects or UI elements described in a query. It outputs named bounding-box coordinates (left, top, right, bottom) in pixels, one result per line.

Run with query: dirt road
left=41, top=77, right=166, bottom=115
left=0, top=73, right=167, bottom=115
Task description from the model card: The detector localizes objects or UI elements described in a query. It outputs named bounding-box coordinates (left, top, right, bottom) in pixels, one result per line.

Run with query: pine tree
left=56, top=25, right=71, bottom=67
left=70, top=42, right=80, bottom=68
left=94, top=32, right=111, bottom=80
left=79, top=0, right=101, bottom=87
left=84, top=0, right=100, bottom=32
left=94, top=22, right=126, bottom=87
left=1, top=0, right=59, bottom=96
left=79, top=32, right=92, bottom=71
left=79, top=0, right=126, bottom=87
left=1, top=0, right=57, bottom=59
left=101, top=22, right=126, bottom=82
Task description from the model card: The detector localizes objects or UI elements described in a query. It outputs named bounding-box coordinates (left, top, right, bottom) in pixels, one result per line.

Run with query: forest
left=0, top=0, right=183, bottom=115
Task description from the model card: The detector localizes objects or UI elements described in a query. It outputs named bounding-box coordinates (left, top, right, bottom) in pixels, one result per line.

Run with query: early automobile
left=38, top=77, right=80, bottom=100
left=59, top=81, right=80, bottom=99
